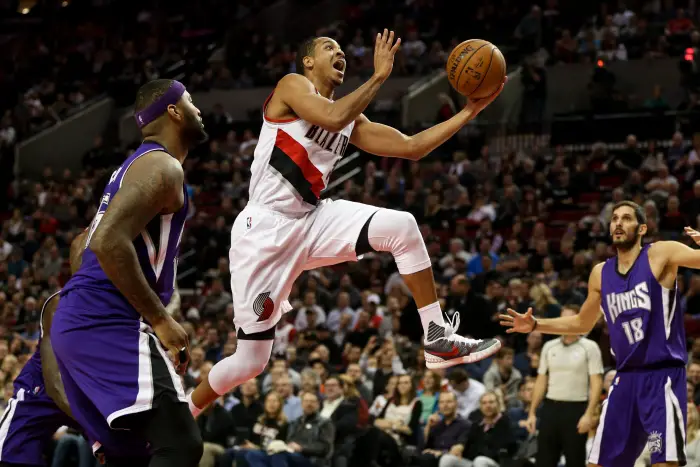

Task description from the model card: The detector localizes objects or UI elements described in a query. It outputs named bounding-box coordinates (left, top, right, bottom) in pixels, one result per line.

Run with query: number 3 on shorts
left=622, top=317, right=644, bottom=344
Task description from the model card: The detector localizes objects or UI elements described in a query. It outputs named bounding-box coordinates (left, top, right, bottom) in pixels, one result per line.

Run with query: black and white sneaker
left=424, top=313, right=501, bottom=369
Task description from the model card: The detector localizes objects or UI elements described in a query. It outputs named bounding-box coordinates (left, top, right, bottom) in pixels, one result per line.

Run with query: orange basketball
left=446, top=39, right=506, bottom=99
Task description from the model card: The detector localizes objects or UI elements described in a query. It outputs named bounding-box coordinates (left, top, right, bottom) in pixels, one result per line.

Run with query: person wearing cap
left=351, top=292, right=384, bottom=330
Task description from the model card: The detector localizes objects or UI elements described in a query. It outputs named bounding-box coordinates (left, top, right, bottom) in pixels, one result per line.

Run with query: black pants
left=105, top=456, right=152, bottom=467
left=118, top=394, right=203, bottom=467
left=536, top=399, right=588, bottom=467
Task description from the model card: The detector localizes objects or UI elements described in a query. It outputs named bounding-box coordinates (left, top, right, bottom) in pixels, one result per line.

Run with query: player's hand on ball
left=684, top=226, right=700, bottom=246
left=577, top=413, right=594, bottom=434
left=465, top=77, right=507, bottom=115
left=153, top=314, right=190, bottom=374
left=499, top=307, right=536, bottom=334
left=373, top=29, right=401, bottom=82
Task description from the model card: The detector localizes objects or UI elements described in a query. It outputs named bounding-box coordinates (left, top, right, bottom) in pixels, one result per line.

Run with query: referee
left=525, top=305, right=603, bottom=467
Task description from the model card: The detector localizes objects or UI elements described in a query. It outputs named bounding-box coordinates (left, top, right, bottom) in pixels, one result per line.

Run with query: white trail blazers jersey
left=248, top=92, right=355, bottom=216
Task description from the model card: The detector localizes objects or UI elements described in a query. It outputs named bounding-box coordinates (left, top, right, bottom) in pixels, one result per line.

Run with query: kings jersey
left=600, top=244, right=687, bottom=371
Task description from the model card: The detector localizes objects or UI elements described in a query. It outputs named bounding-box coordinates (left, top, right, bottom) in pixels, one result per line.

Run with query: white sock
left=187, top=392, right=202, bottom=418
left=419, top=301, right=446, bottom=340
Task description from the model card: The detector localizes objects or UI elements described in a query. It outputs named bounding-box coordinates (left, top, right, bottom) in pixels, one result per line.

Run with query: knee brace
left=207, top=338, right=273, bottom=395
left=365, top=209, right=431, bottom=275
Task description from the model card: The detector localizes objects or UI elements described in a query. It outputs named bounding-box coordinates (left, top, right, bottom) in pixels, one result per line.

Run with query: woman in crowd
left=417, top=370, right=441, bottom=426
left=236, top=391, right=289, bottom=466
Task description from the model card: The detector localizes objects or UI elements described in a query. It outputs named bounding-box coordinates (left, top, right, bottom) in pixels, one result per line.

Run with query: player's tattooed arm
left=69, top=230, right=87, bottom=274
left=89, top=152, right=183, bottom=326
left=40, top=297, right=73, bottom=419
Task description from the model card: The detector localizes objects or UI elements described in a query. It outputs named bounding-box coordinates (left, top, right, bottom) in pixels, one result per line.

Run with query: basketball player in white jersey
left=187, top=30, right=506, bottom=415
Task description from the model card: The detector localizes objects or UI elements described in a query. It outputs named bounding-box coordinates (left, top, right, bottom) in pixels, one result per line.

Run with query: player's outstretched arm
left=277, top=29, right=400, bottom=133
left=88, top=152, right=190, bottom=369
left=350, top=79, right=506, bottom=160
left=657, top=227, right=700, bottom=270
left=499, top=262, right=603, bottom=335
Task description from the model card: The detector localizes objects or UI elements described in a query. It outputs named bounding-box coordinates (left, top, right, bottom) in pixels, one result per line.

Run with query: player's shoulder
left=122, top=151, right=183, bottom=202
left=591, top=261, right=605, bottom=274
left=588, top=261, right=605, bottom=287
left=136, top=150, right=183, bottom=182
left=276, top=73, right=315, bottom=93
left=647, top=240, right=677, bottom=258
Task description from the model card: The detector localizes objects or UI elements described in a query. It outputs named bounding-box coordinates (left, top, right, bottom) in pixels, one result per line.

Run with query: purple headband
left=134, top=80, right=186, bottom=129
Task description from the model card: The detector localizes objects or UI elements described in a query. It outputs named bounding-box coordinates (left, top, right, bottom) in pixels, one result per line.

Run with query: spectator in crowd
left=196, top=397, right=233, bottom=467
left=229, top=378, right=264, bottom=444
left=483, top=347, right=522, bottom=409
left=448, top=369, right=486, bottom=420
left=236, top=391, right=289, bottom=466
left=330, top=374, right=369, bottom=467
left=245, top=392, right=335, bottom=467
left=276, top=375, right=303, bottom=422
left=263, top=358, right=302, bottom=394
left=418, top=391, right=471, bottom=467
left=507, top=378, right=539, bottom=443
left=513, top=331, right=543, bottom=378
left=417, top=370, right=441, bottom=426
left=370, top=374, right=398, bottom=418
left=440, top=391, right=517, bottom=467
left=371, top=374, right=423, bottom=465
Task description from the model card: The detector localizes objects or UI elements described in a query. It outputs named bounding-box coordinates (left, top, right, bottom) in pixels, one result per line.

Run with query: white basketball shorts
left=229, top=199, right=379, bottom=334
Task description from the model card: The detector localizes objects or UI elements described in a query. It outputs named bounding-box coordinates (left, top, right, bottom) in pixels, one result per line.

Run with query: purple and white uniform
left=588, top=244, right=687, bottom=466
left=0, top=292, right=147, bottom=465
left=51, top=141, right=187, bottom=440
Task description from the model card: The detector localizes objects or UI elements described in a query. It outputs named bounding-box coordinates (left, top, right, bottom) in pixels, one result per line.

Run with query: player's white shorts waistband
left=244, top=202, right=313, bottom=220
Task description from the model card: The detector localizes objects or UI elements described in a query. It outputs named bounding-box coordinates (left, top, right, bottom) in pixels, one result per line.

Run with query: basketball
left=446, top=39, right=506, bottom=99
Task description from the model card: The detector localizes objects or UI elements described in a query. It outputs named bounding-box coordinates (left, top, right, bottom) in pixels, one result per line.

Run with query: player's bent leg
left=360, top=209, right=501, bottom=368
left=121, top=394, right=203, bottom=467
left=188, top=328, right=274, bottom=416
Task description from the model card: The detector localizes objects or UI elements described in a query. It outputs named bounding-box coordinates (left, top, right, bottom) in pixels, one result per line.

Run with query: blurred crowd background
left=2, top=0, right=700, bottom=466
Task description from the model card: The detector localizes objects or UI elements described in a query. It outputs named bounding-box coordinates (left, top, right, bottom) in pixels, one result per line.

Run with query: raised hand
left=498, top=307, right=536, bottom=334
left=684, top=226, right=700, bottom=246
left=373, top=29, right=401, bottom=82
left=465, top=77, right=508, bottom=115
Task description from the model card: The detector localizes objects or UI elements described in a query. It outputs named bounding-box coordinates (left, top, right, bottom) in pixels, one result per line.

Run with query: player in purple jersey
left=51, top=79, right=208, bottom=467
left=1, top=226, right=150, bottom=467
left=500, top=200, right=700, bottom=467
